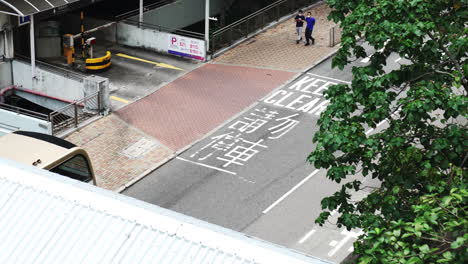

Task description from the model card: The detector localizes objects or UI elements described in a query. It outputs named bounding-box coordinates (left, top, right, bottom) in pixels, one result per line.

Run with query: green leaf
left=419, top=244, right=430, bottom=254
left=450, top=237, right=465, bottom=249
left=311, top=0, right=468, bottom=263
left=442, top=251, right=453, bottom=260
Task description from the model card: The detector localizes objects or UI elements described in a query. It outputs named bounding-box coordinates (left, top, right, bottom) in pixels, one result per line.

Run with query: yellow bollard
left=63, top=34, right=75, bottom=65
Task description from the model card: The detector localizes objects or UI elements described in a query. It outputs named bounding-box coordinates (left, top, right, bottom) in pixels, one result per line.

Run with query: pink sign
left=168, top=34, right=205, bottom=61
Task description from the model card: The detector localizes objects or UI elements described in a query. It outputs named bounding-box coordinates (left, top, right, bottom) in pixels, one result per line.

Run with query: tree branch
left=427, top=31, right=468, bottom=93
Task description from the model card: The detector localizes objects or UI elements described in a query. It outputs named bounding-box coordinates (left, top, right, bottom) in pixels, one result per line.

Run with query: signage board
left=168, top=34, right=205, bottom=61
left=18, top=16, right=30, bottom=26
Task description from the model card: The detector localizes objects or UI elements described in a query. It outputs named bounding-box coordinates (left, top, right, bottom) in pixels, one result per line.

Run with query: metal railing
left=1, top=91, right=102, bottom=135
left=115, top=0, right=176, bottom=21
left=0, top=103, right=49, bottom=120
left=15, top=54, right=87, bottom=82
left=211, top=0, right=318, bottom=54
left=49, top=91, right=101, bottom=135
left=123, top=19, right=204, bottom=39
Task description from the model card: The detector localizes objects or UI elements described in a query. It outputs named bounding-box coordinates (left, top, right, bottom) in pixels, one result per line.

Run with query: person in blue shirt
left=304, top=12, right=316, bottom=46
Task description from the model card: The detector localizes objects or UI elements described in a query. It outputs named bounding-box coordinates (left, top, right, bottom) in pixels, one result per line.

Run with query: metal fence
left=211, top=0, right=318, bottom=54
left=1, top=91, right=102, bottom=136
left=0, top=103, right=49, bottom=121
left=15, top=54, right=87, bottom=82
left=115, top=0, right=176, bottom=21
left=123, top=19, right=205, bottom=39
left=49, top=91, right=101, bottom=135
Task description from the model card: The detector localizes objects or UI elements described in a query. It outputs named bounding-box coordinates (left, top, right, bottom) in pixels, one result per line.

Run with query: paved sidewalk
left=65, top=115, right=173, bottom=191
left=64, top=1, right=340, bottom=192
left=213, top=2, right=338, bottom=72
left=116, top=64, right=294, bottom=151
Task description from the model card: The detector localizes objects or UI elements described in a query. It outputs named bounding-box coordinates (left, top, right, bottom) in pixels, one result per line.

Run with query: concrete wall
left=12, top=60, right=84, bottom=101
left=139, top=0, right=228, bottom=29
left=0, top=14, right=8, bottom=28
left=11, top=60, right=110, bottom=112
left=117, top=22, right=169, bottom=53
left=60, top=14, right=116, bottom=43
left=0, top=14, right=8, bottom=58
left=0, top=14, right=14, bottom=59
left=0, top=61, right=12, bottom=88
left=15, top=90, right=69, bottom=111
left=116, top=22, right=205, bottom=61
left=0, top=108, right=52, bottom=134
left=84, top=75, right=110, bottom=113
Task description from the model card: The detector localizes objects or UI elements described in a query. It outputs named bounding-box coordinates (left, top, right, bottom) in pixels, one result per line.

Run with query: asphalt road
left=123, top=42, right=408, bottom=263
left=99, top=45, right=200, bottom=110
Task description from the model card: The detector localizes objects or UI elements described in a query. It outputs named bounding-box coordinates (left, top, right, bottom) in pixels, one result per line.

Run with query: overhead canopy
left=0, top=0, right=80, bottom=16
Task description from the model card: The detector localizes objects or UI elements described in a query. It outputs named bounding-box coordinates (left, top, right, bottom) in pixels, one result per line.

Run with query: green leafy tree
left=308, top=0, right=467, bottom=262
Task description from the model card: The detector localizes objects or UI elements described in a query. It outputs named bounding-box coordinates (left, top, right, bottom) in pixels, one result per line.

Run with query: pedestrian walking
left=304, top=12, right=316, bottom=46
left=295, top=10, right=305, bottom=44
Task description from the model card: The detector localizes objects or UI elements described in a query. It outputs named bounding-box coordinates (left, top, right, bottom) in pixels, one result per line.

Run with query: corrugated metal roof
left=0, top=158, right=331, bottom=264
left=0, top=0, right=80, bottom=16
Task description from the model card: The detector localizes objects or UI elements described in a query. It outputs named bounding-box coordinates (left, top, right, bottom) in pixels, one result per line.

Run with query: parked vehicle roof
left=0, top=131, right=76, bottom=168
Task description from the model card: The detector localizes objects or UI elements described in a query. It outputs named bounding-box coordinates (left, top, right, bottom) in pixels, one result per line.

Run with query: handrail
left=14, top=54, right=87, bottom=82
left=210, top=0, right=318, bottom=54
left=50, top=91, right=98, bottom=115
left=49, top=91, right=101, bottom=135
left=123, top=19, right=204, bottom=39
left=213, top=0, right=288, bottom=35
left=115, top=0, right=176, bottom=21
left=0, top=103, right=49, bottom=121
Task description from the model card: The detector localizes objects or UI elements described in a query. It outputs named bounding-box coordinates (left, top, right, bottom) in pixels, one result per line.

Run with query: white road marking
left=348, top=246, right=354, bottom=252
left=360, top=57, right=370, bottom=63
left=238, top=176, right=255, bottom=184
left=306, top=73, right=351, bottom=84
left=361, top=43, right=386, bottom=64
left=262, top=169, right=319, bottom=214
left=261, top=75, right=394, bottom=215
left=298, top=229, right=316, bottom=244
left=328, top=230, right=363, bottom=257
left=365, top=110, right=400, bottom=135
left=394, top=57, right=402, bottom=63
left=176, top=157, right=237, bottom=175
left=365, top=119, right=387, bottom=135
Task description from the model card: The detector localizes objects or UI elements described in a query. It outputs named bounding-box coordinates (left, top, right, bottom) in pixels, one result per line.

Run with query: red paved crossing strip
left=116, top=64, right=295, bottom=151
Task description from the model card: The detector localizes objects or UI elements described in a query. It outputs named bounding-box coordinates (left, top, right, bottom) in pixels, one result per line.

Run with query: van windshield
left=50, top=155, right=92, bottom=182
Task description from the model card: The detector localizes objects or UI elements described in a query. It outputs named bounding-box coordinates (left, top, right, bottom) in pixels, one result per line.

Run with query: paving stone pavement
left=213, top=2, right=339, bottom=72
left=116, top=64, right=295, bottom=151
left=65, top=115, right=173, bottom=191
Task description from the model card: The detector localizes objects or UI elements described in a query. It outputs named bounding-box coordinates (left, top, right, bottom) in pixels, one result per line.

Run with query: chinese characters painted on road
left=182, top=74, right=349, bottom=175
left=188, top=108, right=300, bottom=174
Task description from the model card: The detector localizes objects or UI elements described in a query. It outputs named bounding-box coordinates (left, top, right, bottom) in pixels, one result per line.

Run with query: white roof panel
left=0, top=0, right=80, bottom=16
left=0, top=158, right=331, bottom=264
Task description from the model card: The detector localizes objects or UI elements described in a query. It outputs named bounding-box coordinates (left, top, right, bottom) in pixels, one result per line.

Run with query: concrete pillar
left=205, top=0, right=209, bottom=54
left=139, top=0, right=144, bottom=26
left=30, top=15, right=36, bottom=79
left=0, top=14, right=14, bottom=59
left=84, top=75, right=110, bottom=115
